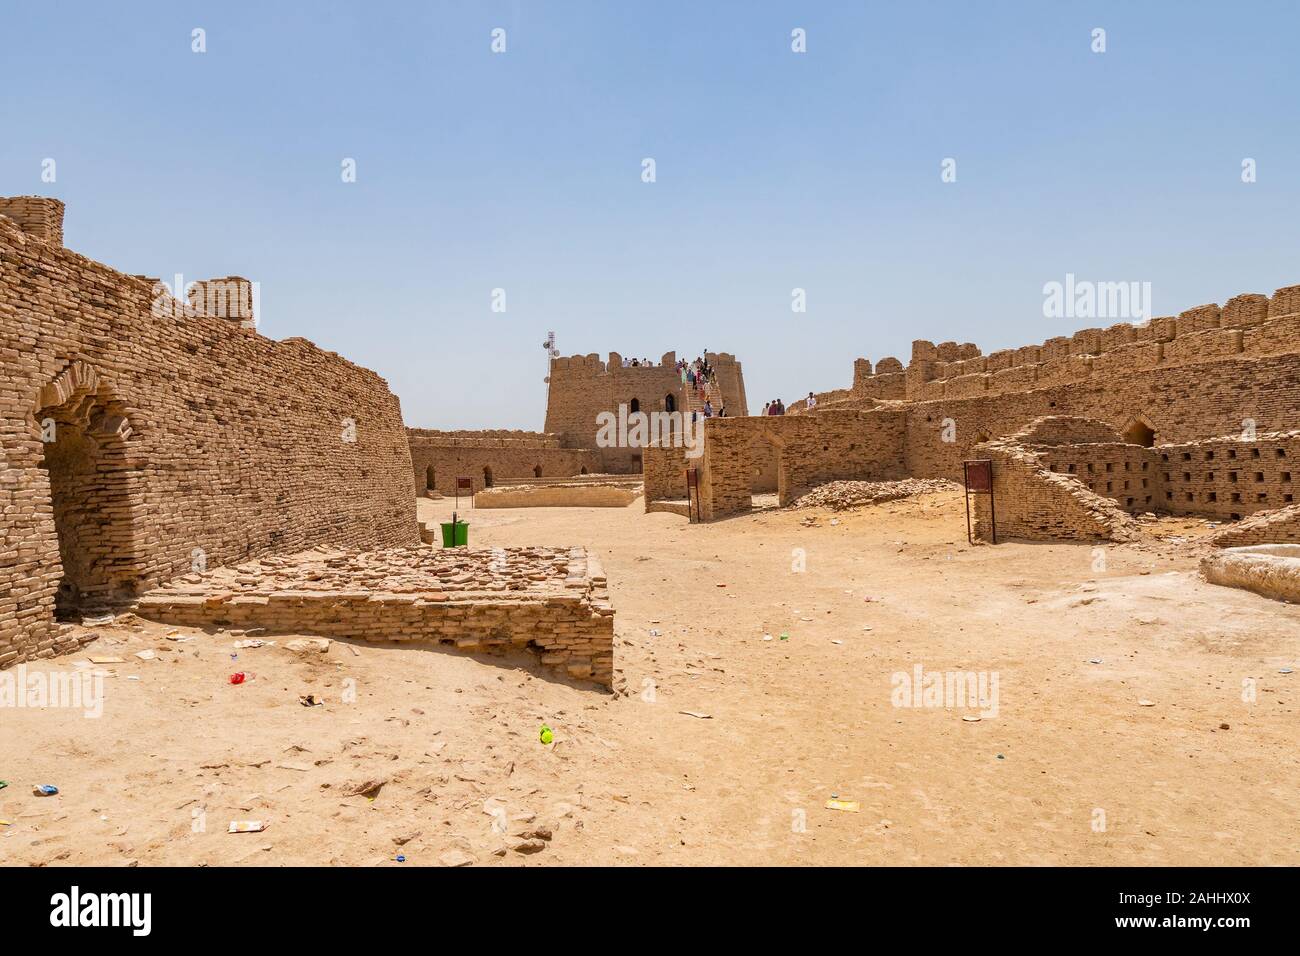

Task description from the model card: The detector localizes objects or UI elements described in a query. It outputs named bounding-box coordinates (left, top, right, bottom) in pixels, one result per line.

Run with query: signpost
left=685, top=468, right=701, bottom=524
left=962, top=459, right=995, bottom=544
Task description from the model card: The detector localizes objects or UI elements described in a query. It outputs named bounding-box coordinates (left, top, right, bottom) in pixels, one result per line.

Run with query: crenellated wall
left=544, top=350, right=748, bottom=451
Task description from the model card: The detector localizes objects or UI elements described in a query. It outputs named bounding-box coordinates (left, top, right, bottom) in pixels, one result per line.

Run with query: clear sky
left=4, top=1, right=1298, bottom=428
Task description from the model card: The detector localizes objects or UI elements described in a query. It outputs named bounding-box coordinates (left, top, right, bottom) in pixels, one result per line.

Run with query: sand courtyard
left=3, top=488, right=1296, bottom=867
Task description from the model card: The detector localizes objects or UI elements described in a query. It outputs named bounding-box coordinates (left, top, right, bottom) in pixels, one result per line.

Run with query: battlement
left=188, top=276, right=256, bottom=330
left=830, top=282, right=1300, bottom=408
left=544, top=346, right=748, bottom=446
left=0, top=196, right=65, bottom=246
left=548, top=350, right=741, bottom=375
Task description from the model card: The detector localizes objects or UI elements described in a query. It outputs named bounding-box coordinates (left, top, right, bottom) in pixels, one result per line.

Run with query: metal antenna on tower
left=542, top=331, right=558, bottom=425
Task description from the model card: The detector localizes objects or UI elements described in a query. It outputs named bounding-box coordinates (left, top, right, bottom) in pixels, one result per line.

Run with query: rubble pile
left=792, top=478, right=960, bottom=512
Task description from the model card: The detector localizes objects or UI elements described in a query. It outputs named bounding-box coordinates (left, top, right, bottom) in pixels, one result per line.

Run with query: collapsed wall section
left=135, top=546, right=614, bottom=685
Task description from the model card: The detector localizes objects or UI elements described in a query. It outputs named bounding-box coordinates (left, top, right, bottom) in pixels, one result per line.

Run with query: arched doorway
left=425, top=464, right=436, bottom=491
left=629, top=398, right=640, bottom=414
left=482, top=465, right=494, bottom=488
left=580, top=466, right=588, bottom=474
left=34, top=362, right=142, bottom=618
left=533, top=465, right=543, bottom=478
left=664, top=393, right=676, bottom=413
left=1123, top=418, right=1156, bottom=447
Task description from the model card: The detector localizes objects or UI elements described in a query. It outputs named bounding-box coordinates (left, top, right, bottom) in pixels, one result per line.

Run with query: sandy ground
left=3, top=489, right=1297, bottom=866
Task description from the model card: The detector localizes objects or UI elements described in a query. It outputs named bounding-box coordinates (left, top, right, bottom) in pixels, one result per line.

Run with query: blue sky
left=4, top=1, right=1298, bottom=427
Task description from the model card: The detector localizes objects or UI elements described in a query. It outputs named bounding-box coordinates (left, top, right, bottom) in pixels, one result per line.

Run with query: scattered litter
left=648, top=629, right=661, bottom=637
left=82, top=614, right=115, bottom=627
left=228, top=821, right=266, bottom=833
left=1087, top=658, right=1103, bottom=665
left=825, top=799, right=860, bottom=812
left=762, top=633, right=773, bottom=641
left=861, top=626, right=873, bottom=632
left=395, top=854, right=406, bottom=862
left=165, top=634, right=196, bottom=643
left=33, top=785, right=58, bottom=796
left=996, top=754, right=1005, bottom=760
left=134, top=650, right=156, bottom=661
left=229, top=672, right=247, bottom=685
left=298, top=694, right=323, bottom=707
left=779, top=632, right=790, bottom=641
left=0, top=820, right=10, bottom=827
left=715, top=583, right=726, bottom=588
left=539, top=725, right=554, bottom=745
left=0, top=781, right=7, bottom=790
left=1280, top=668, right=1293, bottom=675
left=678, top=710, right=712, bottom=719
left=89, top=656, right=125, bottom=664
left=961, top=715, right=981, bottom=722
left=1218, top=723, right=1230, bottom=730
left=1137, top=699, right=1156, bottom=707
left=234, top=639, right=273, bottom=649
left=830, top=639, right=844, bottom=645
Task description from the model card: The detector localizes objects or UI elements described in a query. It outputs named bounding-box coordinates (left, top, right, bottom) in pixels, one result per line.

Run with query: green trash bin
left=440, top=520, right=469, bottom=547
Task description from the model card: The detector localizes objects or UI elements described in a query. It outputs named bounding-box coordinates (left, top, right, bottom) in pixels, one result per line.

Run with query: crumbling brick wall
left=1210, top=503, right=1300, bottom=547
left=0, top=198, right=417, bottom=667
left=970, top=428, right=1140, bottom=542
left=407, top=428, right=604, bottom=495
left=681, top=409, right=906, bottom=520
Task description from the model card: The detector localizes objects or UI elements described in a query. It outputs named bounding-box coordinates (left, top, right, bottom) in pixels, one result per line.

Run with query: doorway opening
left=1123, top=418, right=1156, bottom=447
left=35, top=364, right=141, bottom=618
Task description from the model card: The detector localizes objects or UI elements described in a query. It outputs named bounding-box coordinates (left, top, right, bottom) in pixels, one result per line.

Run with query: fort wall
left=406, top=428, right=604, bottom=495
left=0, top=197, right=417, bottom=667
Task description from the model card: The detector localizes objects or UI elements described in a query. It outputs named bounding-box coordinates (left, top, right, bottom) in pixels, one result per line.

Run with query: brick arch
left=1121, top=414, right=1157, bottom=447
left=33, top=361, right=145, bottom=617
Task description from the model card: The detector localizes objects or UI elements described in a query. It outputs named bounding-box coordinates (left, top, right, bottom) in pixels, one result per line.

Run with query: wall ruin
left=0, top=197, right=417, bottom=667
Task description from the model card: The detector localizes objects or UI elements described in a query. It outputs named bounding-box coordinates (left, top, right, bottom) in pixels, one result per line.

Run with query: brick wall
left=0, top=200, right=417, bottom=667
left=544, top=350, right=748, bottom=446
left=407, top=428, right=605, bottom=495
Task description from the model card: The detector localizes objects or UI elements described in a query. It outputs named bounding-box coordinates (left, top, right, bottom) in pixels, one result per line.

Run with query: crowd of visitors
left=762, top=393, right=816, bottom=416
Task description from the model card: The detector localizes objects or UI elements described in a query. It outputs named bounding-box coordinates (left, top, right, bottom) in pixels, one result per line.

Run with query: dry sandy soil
left=3, top=488, right=1297, bottom=866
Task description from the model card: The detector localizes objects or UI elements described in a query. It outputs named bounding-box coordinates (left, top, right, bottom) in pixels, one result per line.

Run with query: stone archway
left=33, top=362, right=144, bottom=617
left=425, top=464, right=436, bottom=491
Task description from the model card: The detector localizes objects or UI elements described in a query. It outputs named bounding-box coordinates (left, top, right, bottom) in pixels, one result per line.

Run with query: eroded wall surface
left=0, top=198, right=416, bottom=666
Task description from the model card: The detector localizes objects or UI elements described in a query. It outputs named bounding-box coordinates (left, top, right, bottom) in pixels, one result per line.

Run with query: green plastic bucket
left=440, top=521, right=469, bottom=547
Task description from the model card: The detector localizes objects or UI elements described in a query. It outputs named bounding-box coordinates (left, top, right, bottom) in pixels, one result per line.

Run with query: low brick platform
left=134, top=546, right=613, bottom=686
